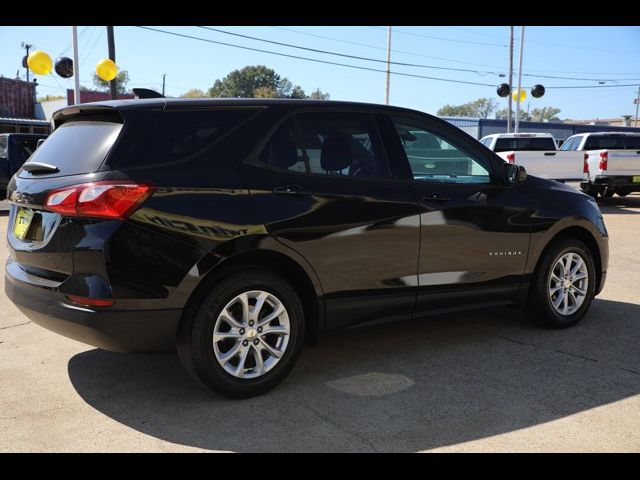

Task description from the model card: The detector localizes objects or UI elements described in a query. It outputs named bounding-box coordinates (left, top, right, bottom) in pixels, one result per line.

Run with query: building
left=442, top=117, right=640, bottom=142
left=0, top=76, right=49, bottom=134
left=564, top=116, right=637, bottom=128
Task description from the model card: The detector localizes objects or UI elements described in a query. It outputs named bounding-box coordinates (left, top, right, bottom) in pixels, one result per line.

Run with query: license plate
left=633, top=176, right=640, bottom=183
left=13, top=208, right=34, bottom=240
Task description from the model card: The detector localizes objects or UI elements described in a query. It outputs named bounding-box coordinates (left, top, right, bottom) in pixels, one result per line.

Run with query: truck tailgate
left=605, top=150, right=640, bottom=175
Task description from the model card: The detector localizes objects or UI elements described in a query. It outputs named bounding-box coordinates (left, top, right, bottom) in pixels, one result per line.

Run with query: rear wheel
left=177, top=270, right=305, bottom=398
left=602, top=189, right=614, bottom=198
left=526, top=238, right=596, bottom=328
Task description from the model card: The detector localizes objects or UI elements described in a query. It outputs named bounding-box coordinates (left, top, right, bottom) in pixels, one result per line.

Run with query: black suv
left=4, top=99, right=609, bottom=398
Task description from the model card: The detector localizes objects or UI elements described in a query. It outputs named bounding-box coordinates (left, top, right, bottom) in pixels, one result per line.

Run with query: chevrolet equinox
left=4, top=99, right=609, bottom=398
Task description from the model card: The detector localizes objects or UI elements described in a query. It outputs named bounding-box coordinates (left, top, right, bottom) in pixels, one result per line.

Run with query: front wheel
left=177, top=270, right=305, bottom=398
left=526, top=239, right=596, bottom=328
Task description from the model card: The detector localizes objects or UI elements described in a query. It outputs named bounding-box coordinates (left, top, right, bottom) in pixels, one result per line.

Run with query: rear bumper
left=5, top=269, right=181, bottom=353
left=583, top=176, right=640, bottom=190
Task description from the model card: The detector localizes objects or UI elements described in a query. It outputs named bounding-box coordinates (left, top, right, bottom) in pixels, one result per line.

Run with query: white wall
left=39, top=99, right=68, bottom=121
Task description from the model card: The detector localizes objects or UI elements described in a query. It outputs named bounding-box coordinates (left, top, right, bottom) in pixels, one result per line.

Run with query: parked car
left=5, top=99, right=609, bottom=398
left=479, top=133, right=583, bottom=182
left=0, top=133, right=48, bottom=198
left=559, top=132, right=640, bottom=198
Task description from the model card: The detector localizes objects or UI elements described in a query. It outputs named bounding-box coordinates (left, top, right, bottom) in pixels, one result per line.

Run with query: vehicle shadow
left=67, top=298, right=640, bottom=452
left=597, top=193, right=640, bottom=214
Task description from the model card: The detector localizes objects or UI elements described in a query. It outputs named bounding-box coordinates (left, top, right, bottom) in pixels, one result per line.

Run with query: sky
left=1, top=25, right=640, bottom=120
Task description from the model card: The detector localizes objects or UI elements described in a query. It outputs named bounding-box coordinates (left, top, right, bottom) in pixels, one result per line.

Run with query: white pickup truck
left=560, top=132, right=640, bottom=198
left=479, top=133, right=584, bottom=182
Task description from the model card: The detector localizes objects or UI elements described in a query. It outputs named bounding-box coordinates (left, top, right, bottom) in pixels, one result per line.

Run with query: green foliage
left=531, top=107, right=562, bottom=122
left=495, top=107, right=532, bottom=121
left=208, top=65, right=312, bottom=99
left=309, top=88, right=330, bottom=100
left=92, top=70, right=130, bottom=94
left=437, top=98, right=498, bottom=119
left=180, top=88, right=207, bottom=98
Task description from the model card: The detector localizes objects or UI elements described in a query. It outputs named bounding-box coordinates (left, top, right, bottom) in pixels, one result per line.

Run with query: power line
left=198, top=26, right=640, bottom=83
left=135, top=26, right=497, bottom=87
left=82, top=28, right=105, bottom=63
left=368, top=26, right=507, bottom=48
left=131, top=26, right=640, bottom=91
left=197, top=26, right=504, bottom=76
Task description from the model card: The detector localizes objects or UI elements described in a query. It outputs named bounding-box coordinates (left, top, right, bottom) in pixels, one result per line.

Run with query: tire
left=580, top=183, right=599, bottom=199
left=177, top=269, right=305, bottom=398
left=526, top=238, right=596, bottom=329
left=602, top=189, right=614, bottom=198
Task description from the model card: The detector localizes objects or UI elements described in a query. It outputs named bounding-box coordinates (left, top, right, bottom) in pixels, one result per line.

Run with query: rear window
left=494, top=137, right=556, bottom=152
left=583, top=135, right=640, bottom=150
left=21, top=121, right=122, bottom=177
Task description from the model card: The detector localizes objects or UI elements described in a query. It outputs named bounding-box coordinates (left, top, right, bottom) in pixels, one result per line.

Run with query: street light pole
left=507, top=26, right=514, bottom=133
left=385, top=26, right=392, bottom=105
left=515, top=26, right=525, bottom=133
left=71, top=26, right=81, bottom=104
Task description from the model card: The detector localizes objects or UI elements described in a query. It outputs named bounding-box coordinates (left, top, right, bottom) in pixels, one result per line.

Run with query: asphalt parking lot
left=1, top=192, right=639, bottom=452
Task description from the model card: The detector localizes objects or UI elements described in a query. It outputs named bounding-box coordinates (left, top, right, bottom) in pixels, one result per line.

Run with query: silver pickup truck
left=560, top=132, right=640, bottom=198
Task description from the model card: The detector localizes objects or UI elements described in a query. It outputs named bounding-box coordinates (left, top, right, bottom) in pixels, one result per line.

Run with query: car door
left=385, top=114, right=532, bottom=311
left=241, top=109, right=420, bottom=330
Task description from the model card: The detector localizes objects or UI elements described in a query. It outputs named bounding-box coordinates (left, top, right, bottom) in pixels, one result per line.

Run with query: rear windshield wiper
left=22, top=162, right=60, bottom=174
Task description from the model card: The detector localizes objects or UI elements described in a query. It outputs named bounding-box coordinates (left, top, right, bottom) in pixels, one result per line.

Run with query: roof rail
left=132, top=88, right=165, bottom=99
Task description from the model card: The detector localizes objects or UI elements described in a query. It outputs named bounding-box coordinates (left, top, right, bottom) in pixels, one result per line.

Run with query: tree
left=437, top=98, right=498, bottom=119
left=531, top=107, right=561, bottom=122
left=180, top=88, right=207, bottom=98
left=208, top=65, right=311, bottom=99
left=309, top=88, right=330, bottom=100
left=92, top=70, right=130, bottom=94
left=37, top=94, right=65, bottom=102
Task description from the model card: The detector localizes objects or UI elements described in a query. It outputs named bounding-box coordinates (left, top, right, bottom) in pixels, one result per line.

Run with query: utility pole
left=507, top=27, right=514, bottom=133
left=635, top=85, right=640, bottom=127
left=515, top=26, right=525, bottom=133
left=107, top=26, right=117, bottom=100
left=385, top=26, right=392, bottom=105
left=162, top=74, right=166, bottom=96
left=72, top=27, right=81, bottom=104
left=20, top=42, right=33, bottom=116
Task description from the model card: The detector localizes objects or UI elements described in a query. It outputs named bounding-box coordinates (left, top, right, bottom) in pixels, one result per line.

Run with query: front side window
left=560, top=137, right=577, bottom=151
left=257, top=118, right=307, bottom=173
left=393, top=118, right=491, bottom=184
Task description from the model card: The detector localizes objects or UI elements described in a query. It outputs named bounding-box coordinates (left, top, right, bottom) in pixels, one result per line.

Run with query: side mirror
left=505, top=163, right=527, bottom=184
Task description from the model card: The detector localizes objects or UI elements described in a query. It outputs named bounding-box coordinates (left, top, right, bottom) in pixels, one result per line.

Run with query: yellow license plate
left=13, top=208, right=34, bottom=240
left=633, top=176, right=640, bottom=183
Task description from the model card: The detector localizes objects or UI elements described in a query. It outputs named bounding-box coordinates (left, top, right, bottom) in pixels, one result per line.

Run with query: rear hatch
left=6, top=106, right=128, bottom=283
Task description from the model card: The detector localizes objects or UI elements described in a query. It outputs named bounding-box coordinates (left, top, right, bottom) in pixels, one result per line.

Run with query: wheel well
left=179, top=250, right=321, bottom=346
left=537, top=226, right=602, bottom=288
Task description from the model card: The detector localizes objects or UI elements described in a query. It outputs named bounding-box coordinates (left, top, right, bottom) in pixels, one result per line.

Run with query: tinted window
left=296, top=112, right=389, bottom=178
left=583, top=135, right=640, bottom=150
left=22, top=122, right=122, bottom=177
left=0, top=136, right=6, bottom=159
left=257, top=118, right=307, bottom=173
left=114, top=109, right=259, bottom=170
left=393, top=118, right=491, bottom=184
left=494, top=137, right=556, bottom=152
left=479, top=137, right=492, bottom=147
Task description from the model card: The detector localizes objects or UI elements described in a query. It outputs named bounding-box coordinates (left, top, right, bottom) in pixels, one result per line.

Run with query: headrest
left=321, top=136, right=351, bottom=171
left=270, top=139, right=298, bottom=169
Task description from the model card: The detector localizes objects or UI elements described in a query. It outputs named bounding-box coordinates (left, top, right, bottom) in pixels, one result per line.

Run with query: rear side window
left=22, top=121, right=122, bottom=177
left=494, top=137, right=556, bottom=152
left=583, top=135, right=640, bottom=150
left=0, top=136, right=6, bottom=158
left=560, top=137, right=578, bottom=150
left=113, top=109, right=259, bottom=170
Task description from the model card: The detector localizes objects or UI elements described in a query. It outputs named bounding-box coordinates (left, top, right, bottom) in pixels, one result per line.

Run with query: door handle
left=273, top=185, right=311, bottom=196
left=422, top=193, right=451, bottom=203
left=544, top=152, right=556, bottom=156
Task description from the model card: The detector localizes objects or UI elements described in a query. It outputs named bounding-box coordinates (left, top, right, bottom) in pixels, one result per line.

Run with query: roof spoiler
left=132, top=88, right=165, bottom=99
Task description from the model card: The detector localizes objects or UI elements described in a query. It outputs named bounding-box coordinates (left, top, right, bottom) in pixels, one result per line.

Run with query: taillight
left=45, top=181, right=155, bottom=220
left=506, top=152, right=515, bottom=164
left=583, top=153, right=589, bottom=173
left=66, top=295, right=114, bottom=307
left=599, top=151, right=608, bottom=171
